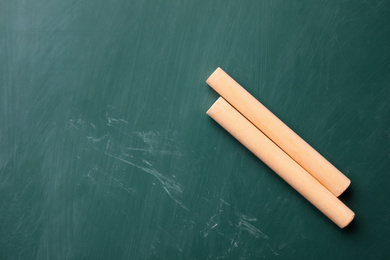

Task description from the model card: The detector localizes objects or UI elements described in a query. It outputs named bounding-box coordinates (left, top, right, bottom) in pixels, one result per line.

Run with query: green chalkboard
left=1, top=0, right=390, bottom=259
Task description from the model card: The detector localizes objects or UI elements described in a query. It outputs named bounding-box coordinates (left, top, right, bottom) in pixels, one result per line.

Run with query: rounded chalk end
left=334, top=178, right=352, bottom=197
left=340, top=211, right=355, bottom=229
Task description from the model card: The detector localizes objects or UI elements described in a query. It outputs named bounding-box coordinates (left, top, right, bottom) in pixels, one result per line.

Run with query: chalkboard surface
left=1, top=0, right=390, bottom=259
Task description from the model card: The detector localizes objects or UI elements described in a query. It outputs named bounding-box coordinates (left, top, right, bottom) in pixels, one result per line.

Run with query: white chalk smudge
left=85, top=166, right=136, bottom=195
left=105, top=151, right=188, bottom=211
left=67, top=118, right=85, bottom=130
left=125, top=147, right=182, bottom=156
left=107, top=116, right=129, bottom=126
left=236, top=220, right=269, bottom=240
left=67, top=117, right=187, bottom=210
left=200, top=199, right=276, bottom=259
left=142, top=159, right=153, bottom=167
left=220, top=198, right=232, bottom=207
left=266, top=243, right=280, bottom=256
left=126, top=131, right=182, bottom=156
left=201, top=200, right=268, bottom=242
left=236, top=212, right=268, bottom=239
left=87, top=134, right=109, bottom=143
left=201, top=213, right=220, bottom=237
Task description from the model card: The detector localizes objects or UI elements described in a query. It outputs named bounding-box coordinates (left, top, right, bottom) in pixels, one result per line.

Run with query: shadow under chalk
left=338, top=186, right=353, bottom=203
left=338, top=187, right=358, bottom=233
left=343, top=216, right=358, bottom=233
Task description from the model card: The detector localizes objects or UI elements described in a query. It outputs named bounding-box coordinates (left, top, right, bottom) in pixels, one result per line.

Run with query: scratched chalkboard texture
left=1, top=0, right=390, bottom=259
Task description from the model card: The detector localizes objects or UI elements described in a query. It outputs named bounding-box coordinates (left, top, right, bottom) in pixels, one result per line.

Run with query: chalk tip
left=340, top=212, right=355, bottom=229
left=335, top=178, right=351, bottom=197
left=206, top=67, right=224, bottom=85
left=206, top=97, right=224, bottom=116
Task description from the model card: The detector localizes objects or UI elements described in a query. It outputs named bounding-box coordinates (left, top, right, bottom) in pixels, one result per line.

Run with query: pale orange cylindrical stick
left=207, top=68, right=350, bottom=197
left=207, top=97, right=354, bottom=228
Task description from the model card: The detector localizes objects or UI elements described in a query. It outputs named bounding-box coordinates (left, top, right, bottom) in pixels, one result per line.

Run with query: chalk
left=206, top=68, right=350, bottom=197
left=207, top=97, right=354, bottom=228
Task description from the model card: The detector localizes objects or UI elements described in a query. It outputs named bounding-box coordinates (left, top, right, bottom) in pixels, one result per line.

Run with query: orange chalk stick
left=207, top=68, right=350, bottom=197
left=207, top=97, right=354, bottom=228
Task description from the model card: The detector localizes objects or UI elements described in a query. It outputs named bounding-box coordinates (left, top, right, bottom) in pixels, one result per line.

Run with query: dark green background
left=1, top=0, right=389, bottom=259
